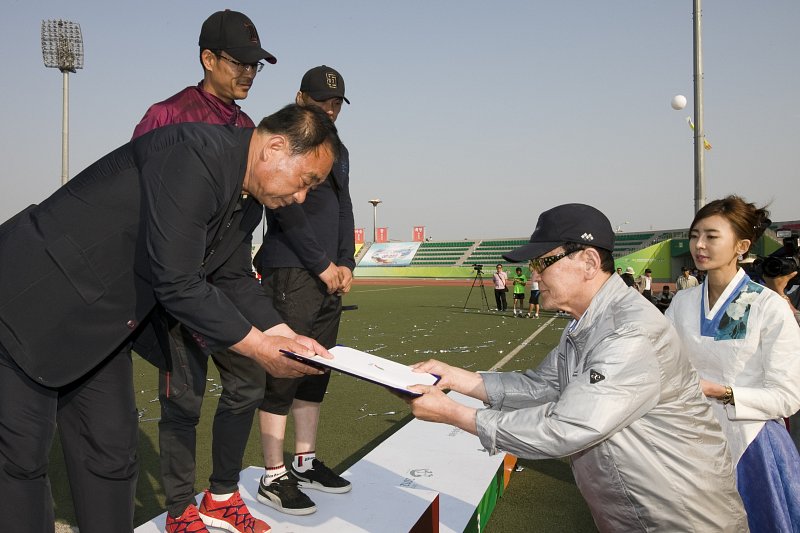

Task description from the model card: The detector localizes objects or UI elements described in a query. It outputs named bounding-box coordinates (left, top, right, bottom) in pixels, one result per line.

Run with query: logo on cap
left=244, top=22, right=259, bottom=43
left=581, top=233, right=594, bottom=241
left=326, top=73, right=338, bottom=89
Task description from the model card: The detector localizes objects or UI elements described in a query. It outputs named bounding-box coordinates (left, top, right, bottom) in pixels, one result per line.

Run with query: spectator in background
left=636, top=268, right=654, bottom=303
left=616, top=267, right=623, bottom=276
left=693, top=267, right=707, bottom=284
left=762, top=266, right=800, bottom=453
left=255, top=65, right=354, bottom=516
left=493, top=264, right=509, bottom=311
left=666, top=195, right=800, bottom=532
left=526, top=278, right=541, bottom=318
left=762, top=271, right=800, bottom=324
left=621, top=266, right=636, bottom=288
left=655, top=285, right=673, bottom=313
left=512, top=266, right=528, bottom=317
left=407, top=203, right=746, bottom=532
left=676, top=266, right=699, bottom=291
left=131, top=10, right=278, bottom=532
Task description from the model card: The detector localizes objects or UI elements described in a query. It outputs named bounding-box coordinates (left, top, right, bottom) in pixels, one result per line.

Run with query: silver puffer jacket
left=475, top=274, right=748, bottom=532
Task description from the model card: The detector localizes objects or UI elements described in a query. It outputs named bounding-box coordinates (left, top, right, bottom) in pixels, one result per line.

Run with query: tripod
left=463, top=268, right=490, bottom=311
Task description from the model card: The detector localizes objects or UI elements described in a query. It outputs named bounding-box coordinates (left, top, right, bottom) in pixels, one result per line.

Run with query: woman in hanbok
left=666, top=195, right=800, bottom=532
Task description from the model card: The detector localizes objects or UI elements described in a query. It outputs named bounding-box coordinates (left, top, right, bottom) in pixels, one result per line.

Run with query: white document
left=281, top=345, right=439, bottom=396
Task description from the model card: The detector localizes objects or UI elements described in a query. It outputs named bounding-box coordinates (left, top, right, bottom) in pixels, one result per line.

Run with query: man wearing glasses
left=405, top=204, right=747, bottom=531
left=132, top=10, right=276, bottom=533
left=133, top=9, right=275, bottom=138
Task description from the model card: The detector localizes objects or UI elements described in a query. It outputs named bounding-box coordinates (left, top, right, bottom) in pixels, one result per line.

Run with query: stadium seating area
left=409, top=240, right=474, bottom=265
left=465, top=239, right=529, bottom=266
left=610, top=232, right=656, bottom=258
left=355, top=221, right=798, bottom=270
left=364, top=233, right=670, bottom=267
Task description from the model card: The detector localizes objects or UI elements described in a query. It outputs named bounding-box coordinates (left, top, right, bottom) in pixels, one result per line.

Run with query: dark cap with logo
left=503, top=203, right=615, bottom=262
left=199, top=10, right=277, bottom=65
left=300, top=65, right=350, bottom=104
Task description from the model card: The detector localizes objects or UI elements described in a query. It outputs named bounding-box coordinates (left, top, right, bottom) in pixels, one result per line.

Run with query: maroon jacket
left=132, top=83, right=255, bottom=139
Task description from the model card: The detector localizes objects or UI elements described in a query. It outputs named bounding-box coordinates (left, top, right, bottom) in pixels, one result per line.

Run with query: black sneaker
left=290, top=459, right=352, bottom=494
left=256, top=473, right=317, bottom=516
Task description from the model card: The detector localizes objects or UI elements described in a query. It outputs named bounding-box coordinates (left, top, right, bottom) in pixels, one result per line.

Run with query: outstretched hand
left=405, top=384, right=478, bottom=435
left=411, top=359, right=488, bottom=401
left=230, top=326, right=327, bottom=378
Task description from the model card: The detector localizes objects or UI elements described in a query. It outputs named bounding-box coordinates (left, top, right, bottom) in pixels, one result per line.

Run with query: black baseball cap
left=199, top=10, right=277, bottom=65
left=503, top=203, right=615, bottom=262
left=300, top=65, right=350, bottom=104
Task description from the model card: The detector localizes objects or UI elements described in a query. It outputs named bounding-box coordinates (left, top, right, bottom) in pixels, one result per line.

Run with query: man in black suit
left=0, top=104, right=338, bottom=533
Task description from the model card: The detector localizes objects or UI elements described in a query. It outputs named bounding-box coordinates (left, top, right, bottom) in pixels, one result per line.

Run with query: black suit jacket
left=0, top=124, right=281, bottom=387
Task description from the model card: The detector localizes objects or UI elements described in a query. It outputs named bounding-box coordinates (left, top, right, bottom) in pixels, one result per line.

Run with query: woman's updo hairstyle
left=690, top=195, right=771, bottom=254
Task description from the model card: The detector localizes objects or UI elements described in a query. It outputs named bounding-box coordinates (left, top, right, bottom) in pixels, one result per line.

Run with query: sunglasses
left=528, top=252, right=568, bottom=274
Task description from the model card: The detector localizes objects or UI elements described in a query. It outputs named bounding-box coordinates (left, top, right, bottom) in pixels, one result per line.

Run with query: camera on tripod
left=753, top=230, right=800, bottom=286
left=473, top=264, right=483, bottom=272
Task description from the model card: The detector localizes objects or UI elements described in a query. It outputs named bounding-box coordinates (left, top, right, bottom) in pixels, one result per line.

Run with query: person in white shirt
left=526, top=279, right=541, bottom=318
left=636, top=268, right=654, bottom=302
left=492, top=264, right=509, bottom=311
left=666, top=195, right=800, bottom=532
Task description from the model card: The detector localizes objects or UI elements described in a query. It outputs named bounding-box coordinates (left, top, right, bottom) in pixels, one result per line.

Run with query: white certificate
left=281, top=345, right=439, bottom=396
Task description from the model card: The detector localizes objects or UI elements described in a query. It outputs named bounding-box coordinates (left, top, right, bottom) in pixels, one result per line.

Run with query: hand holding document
left=280, top=345, right=439, bottom=396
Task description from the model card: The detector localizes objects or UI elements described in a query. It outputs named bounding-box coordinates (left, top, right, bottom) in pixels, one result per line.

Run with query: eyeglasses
left=215, top=53, right=264, bottom=73
left=529, top=252, right=568, bottom=274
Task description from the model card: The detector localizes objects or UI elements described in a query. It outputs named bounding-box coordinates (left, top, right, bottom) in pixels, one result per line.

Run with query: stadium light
left=41, top=19, right=84, bottom=186
left=368, top=199, right=382, bottom=243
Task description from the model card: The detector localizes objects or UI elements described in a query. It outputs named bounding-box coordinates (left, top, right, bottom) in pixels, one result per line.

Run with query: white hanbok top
left=666, top=268, right=800, bottom=465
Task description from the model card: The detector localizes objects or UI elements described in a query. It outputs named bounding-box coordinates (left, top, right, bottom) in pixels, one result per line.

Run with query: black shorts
left=529, top=290, right=540, bottom=304
left=258, top=267, right=342, bottom=415
left=513, top=292, right=525, bottom=300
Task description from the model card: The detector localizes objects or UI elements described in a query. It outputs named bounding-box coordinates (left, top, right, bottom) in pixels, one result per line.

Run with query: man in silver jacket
left=407, top=203, right=747, bottom=532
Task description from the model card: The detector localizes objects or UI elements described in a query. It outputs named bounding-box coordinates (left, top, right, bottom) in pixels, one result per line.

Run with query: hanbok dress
left=667, top=268, right=800, bottom=532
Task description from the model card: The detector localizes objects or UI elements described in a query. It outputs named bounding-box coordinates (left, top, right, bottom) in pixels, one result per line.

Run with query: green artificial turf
left=49, top=284, right=596, bottom=531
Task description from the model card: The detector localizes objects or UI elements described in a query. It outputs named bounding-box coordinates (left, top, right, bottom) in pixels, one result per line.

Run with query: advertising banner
left=360, top=242, right=422, bottom=266
left=376, top=227, right=388, bottom=243
left=413, top=226, right=425, bottom=242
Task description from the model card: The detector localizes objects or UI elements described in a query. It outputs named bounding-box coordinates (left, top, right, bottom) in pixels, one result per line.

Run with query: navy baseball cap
left=504, top=203, right=615, bottom=262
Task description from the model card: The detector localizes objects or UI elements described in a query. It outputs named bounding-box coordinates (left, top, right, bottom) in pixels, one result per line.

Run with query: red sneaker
left=165, top=504, right=209, bottom=533
left=198, top=490, right=271, bottom=533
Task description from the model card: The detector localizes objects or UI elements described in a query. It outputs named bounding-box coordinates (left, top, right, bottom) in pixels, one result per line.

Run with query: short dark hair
left=563, top=242, right=615, bottom=274
left=257, top=104, right=341, bottom=160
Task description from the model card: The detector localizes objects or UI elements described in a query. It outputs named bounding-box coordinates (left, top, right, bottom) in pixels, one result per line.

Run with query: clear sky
left=1, top=1, right=798, bottom=241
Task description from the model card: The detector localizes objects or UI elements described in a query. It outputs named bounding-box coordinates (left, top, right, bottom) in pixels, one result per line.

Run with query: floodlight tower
left=368, top=199, right=382, bottom=242
left=41, top=19, right=84, bottom=186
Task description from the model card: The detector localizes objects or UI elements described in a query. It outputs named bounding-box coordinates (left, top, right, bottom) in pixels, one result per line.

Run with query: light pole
left=368, top=199, right=382, bottom=242
left=692, top=0, right=706, bottom=212
left=41, top=20, right=84, bottom=186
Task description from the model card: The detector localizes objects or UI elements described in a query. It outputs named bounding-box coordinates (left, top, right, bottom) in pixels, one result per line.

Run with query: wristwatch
left=721, top=386, right=734, bottom=405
